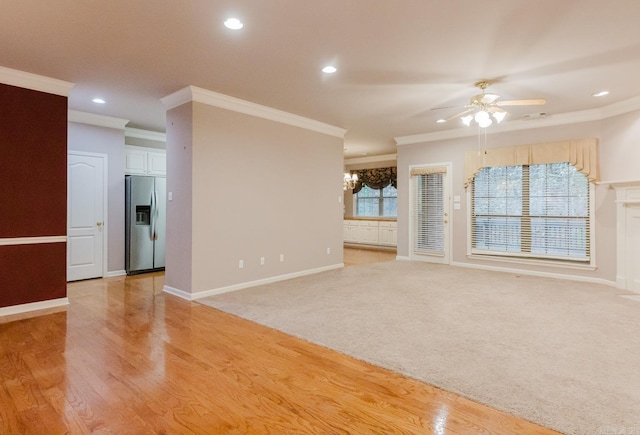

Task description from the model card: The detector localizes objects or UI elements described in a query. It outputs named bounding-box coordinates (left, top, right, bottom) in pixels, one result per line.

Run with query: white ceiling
left=3, top=0, right=640, bottom=157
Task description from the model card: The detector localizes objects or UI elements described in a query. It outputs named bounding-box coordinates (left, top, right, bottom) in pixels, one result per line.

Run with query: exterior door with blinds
left=410, top=164, right=451, bottom=264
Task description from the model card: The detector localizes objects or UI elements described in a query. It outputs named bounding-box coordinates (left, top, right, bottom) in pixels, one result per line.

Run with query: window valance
left=410, top=166, right=447, bottom=176
left=352, top=166, right=397, bottom=194
left=463, top=138, right=599, bottom=187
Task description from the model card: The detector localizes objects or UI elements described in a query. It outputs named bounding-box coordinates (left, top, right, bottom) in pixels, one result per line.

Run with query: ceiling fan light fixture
left=478, top=118, right=493, bottom=128
left=492, top=111, right=507, bottom=123
left=440, top=81, right=546, bottom=130
left=474, top=110, right=489, bottom=123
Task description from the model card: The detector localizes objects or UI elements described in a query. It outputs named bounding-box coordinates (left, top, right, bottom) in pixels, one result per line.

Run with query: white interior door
left=67, top=152, right=106, bottom=281
left=410, top=164, right=451, bottom=264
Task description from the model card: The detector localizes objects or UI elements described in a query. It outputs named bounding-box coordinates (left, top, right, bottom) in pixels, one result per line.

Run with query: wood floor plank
left=0, top=255, right=561, bottom=434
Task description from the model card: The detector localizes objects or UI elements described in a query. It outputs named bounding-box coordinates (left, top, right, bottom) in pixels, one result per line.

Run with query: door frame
left=67, top=150, right=109, bottom=279
left=408, top=162, right=452, bottom=264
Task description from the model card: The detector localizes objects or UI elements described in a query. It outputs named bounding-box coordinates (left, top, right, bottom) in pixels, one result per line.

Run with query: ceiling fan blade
left=496, top=98, right=547, bottom=106
left=444, top=108, right=474, bottom=121
left=430, top=105, right=465, bottom=111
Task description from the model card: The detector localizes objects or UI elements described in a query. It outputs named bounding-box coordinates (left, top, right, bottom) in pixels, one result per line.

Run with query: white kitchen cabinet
left=343, top=220, right=360, bottom=243
left=125, top=147, right=148, bottom=175
left=147, top=151, right=167, bottom=175
left=125, top=146, right=166, bottom=176
left=343, top=219, right=396, bottom=247
left=358, top=221, right=380, bottom=244
left=379, top=221, right=398, bottom=246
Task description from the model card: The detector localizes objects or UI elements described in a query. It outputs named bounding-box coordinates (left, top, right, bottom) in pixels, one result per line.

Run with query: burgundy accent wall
left=0, top=83, right=67, bottom=238
left=0, top=244, right=66, bottom=308
left=0, top=83, right=67, bottom=308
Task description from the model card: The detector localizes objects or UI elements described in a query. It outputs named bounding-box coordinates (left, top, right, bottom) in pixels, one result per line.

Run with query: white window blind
left=472, top=162, right=590, bottom=262
left=412, top=171, right=444, bottom=256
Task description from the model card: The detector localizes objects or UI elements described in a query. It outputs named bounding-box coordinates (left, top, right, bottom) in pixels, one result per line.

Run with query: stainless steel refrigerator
left=125, top=175, right=166, bottom=274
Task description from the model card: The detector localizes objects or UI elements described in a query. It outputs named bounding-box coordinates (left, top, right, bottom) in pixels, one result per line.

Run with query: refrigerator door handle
left=150, top=190, right=157, bottom=241
left=153, top=189, right=159, bottom=240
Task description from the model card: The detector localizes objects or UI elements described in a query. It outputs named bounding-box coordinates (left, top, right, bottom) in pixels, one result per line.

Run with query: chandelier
left=343, top=172, right=358, bottom=190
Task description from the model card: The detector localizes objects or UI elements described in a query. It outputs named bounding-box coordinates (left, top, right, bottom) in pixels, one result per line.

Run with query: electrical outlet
left=260, top=257, right=265, bottom=265
left=280, top=254, right=284, bottom=262
left=326, top=247, right=331, bottom=255
left=238, top=259, right=244, bottom=269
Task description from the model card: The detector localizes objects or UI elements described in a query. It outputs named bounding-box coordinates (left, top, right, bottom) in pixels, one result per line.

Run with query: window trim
left=466, top=175, right=596, bottom=269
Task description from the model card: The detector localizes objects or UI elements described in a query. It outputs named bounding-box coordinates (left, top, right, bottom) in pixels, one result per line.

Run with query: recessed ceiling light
left=224, top=18, right=243, bottom=30
left=92, top=98, right=106, bottom=104
left=592, top=91, right=609, bottom=97
left=322, top=65, right=337, bottom=74
left=436, top=119, right=446, bottom=123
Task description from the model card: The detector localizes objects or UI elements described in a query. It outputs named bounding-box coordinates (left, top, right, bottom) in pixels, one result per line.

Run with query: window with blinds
left=412, top=172, right=444, bottom=256
left=471, top=162, right=590, bottom=262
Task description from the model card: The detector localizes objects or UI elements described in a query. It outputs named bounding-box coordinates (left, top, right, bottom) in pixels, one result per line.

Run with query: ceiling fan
left=435, top=81, right=547, bottom=128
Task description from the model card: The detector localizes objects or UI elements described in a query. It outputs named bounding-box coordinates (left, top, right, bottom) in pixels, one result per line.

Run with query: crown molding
left=395, top=97, right=640, bottom=146
left=600, top=95, right=640, bottom=119
left=0, top=66, right=74, bottom=96
left=160, top=86, right=192, bottom=110
left=68, top=110, right=129, bottom=129
left=162, top=85, right=347, bottom=139
left=125, top=127, right=166, bottom=142
left=345, top=153, right=397, bottom=165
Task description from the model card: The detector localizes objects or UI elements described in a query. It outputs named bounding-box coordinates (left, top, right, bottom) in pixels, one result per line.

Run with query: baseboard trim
left=163, top=285, right=193, bottom=300
left=396, top=256, right=411, bottom=261
left=105, top=270, right=126, bottom=278
left=0, top=297, right=69, bottom=318
left=163, top=263, right=345, bottom=301
left=450, top=261, right=617, bottom=287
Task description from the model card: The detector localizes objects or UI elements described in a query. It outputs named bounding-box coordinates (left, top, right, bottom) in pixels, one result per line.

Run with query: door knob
left=96, top=222, right=103, bottom=228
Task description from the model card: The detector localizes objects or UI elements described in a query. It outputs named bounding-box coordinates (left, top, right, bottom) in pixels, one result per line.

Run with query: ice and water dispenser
left=135, top=205, right=150, bottom=225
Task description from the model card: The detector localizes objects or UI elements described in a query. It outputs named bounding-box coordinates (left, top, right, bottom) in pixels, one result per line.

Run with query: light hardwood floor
left=0, top=250, right=560, bottom=434
left=343, top=246, right=396, bottom=266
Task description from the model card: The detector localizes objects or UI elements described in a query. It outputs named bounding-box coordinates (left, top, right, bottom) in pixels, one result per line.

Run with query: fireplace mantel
left=606, top=180, right=640, bottom=292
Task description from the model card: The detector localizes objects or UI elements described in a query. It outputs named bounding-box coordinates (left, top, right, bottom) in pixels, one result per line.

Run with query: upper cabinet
left=125, top=146, right=166, bottom=176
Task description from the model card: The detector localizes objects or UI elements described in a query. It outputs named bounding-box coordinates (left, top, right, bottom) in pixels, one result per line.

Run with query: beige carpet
left=198, top=261, right=640, bottom=435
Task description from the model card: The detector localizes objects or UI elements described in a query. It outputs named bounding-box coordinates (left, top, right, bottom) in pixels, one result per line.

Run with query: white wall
left=68, top=122, right=126, bottom=273
left=165, top=103, right=193, bottom=293
left=165, top=101, right=344, bottom=296
left=396, top=110, right=640, bottom=283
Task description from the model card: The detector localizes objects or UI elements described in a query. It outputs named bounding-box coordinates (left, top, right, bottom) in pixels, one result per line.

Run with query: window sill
left=345, top=216, right=397, bottom=221
left=466, top=254, right=597, bottom=271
